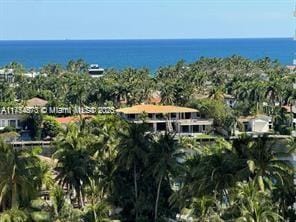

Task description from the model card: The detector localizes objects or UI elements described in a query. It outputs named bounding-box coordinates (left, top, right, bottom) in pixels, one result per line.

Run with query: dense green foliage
left=1, top=57, right=295, bottom=110
left=2, top=57, right=296, bottom=135
left=0, top=116, right=295, bottom=221
left=0, top=57, right=296, bottom=221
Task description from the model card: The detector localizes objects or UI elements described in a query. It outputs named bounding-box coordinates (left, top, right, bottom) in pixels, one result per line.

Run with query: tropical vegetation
left=0, top=57, right=295, bottom=221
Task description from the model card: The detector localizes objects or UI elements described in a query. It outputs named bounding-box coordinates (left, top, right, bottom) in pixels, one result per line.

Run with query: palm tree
left=116, top=123, right=152, bottom=221
left=53, top=124, right=96, bottom=208
left=90, top=115, right=124, bottom=159
left=234, top=181, right=283, bottom=222
left=160, top=82, right=176, bottom=105
left=172, top=139, right=246, bottom=213
left=149, top=132, right=183, bottom=222
left=186, top=196, right=222, bottom=222
left=83, top=179, right=111, bottom=222
left=0, top=141, right=42, bottom=210
left=244, top=136, right=294, bottom=192
left=208, top=87, right=224, bottom=101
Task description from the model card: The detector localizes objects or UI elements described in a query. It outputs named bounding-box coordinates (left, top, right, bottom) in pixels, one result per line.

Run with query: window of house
left=127, top=114, right=136, bottom=120
left=171, top=113, right=177, bottom=119
left=0, top=120, right=5, bottom=128
left=244, top=123, right=250, bottom=131
left=193, top=125, right=200, bottom=133
left=148, top=123, right=154, bottom=131
left=156, top=122, right=166, bottom=131
left=172, top=122, right=177, bottom=131
left=202, top=125, right=206, bottom=131
left=185, top=113, right=191, bottom=119
left=181, top=125, right=189, bottom=133
left=156, top=113, right=164, bottom=119
left=8, top=120, right=16, bottom=128
left=148, top=114, right=153, bottom=119
left=17, top=120, right=22, bottom=128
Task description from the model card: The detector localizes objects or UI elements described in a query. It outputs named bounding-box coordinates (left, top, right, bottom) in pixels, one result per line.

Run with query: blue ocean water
left=0, top=38, right=295, bottom=71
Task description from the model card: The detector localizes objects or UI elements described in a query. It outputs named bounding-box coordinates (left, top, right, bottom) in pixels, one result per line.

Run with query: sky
left=0, top=0, right=294, bottom=40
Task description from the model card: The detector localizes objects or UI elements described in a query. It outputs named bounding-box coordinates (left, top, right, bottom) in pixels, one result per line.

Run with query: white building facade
left=116, top=104, right=214, bottom=136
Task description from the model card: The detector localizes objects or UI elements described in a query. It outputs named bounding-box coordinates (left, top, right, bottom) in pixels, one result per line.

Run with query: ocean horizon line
left=0, top=37, right=292, bottom=42
left=0, top=38, right=294, bottom=69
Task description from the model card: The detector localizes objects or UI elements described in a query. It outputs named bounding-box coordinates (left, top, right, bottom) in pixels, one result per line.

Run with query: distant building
left=23, top=71, right=39, bottom=78
left=26, top=97, right=48, bottom=107
left=0, top=98, right=48, bottom=131
left=88, top=64, right=104, bottom=77
left=116, top=104, right=214, bottom=136
left=223, top=94, right=236, bottom=108
left=0, top=114, right=24, bottom=130
left=0, top=68, right=14, bottom=83
left=237, top=115, right=273, bottom=134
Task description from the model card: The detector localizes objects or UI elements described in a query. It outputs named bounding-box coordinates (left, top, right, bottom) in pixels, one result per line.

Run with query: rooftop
left=26, top=97, right=48, bottom=107
left=55, top=116, right=80, bottom=124
left=0, top=68, right=14, bottom=75
left=116, top=104, right=198, bottom=114
left=238, top=114, right=272, bottom=122
left=55, top=115, right=93, bottom=124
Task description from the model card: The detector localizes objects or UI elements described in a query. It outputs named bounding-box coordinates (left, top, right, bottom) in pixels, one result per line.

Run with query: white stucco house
left=237, top=114, right=273, bottom=135
left=116, top=104, right=214, bottom=136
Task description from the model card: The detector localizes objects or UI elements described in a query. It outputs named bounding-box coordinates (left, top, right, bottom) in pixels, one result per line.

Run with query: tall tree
left=116, top=123, right=152, bottom=221
left=149, top=132, right=183, bottom=221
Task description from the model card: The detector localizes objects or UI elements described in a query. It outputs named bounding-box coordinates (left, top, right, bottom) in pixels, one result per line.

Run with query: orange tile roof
left=55, top=115, right=93, bottom=124
left=116, top=104, right=198, bottom=114
left=55, top=116, right=80, bottom=124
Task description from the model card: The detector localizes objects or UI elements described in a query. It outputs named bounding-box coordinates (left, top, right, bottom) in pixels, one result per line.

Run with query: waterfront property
left=116, top=104, right=214, bottom=136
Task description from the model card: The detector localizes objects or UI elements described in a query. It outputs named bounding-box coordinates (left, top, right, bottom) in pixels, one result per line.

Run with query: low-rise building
left=116, top=104, right=214, bottom=136
left=0, top=114, right=24, bottom=130
left=0, top=97, right=48, bottom=131
left=237, top=114, right=273, bottom=135
left=223, top=94, right=236, bottom=108
left=0, top=68, right=14, bottom=83
left=23, top=71, right=39, bottom=78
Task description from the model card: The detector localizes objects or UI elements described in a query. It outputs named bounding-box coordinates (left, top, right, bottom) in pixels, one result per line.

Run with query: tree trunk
left=79, top=189, right=84, bottom=208
left=134, top=163, right=138, bottom=221
left=11, top=164, right=18, bottom=209
left=11, top=182, right=18, bottom=208
left=154, top=176, right=163, bottom=222
left=290, top=104, right=294, bottom=128
left=93, top=204, right=98, bottom=222
left=258, top=174, right=264, bottom=192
